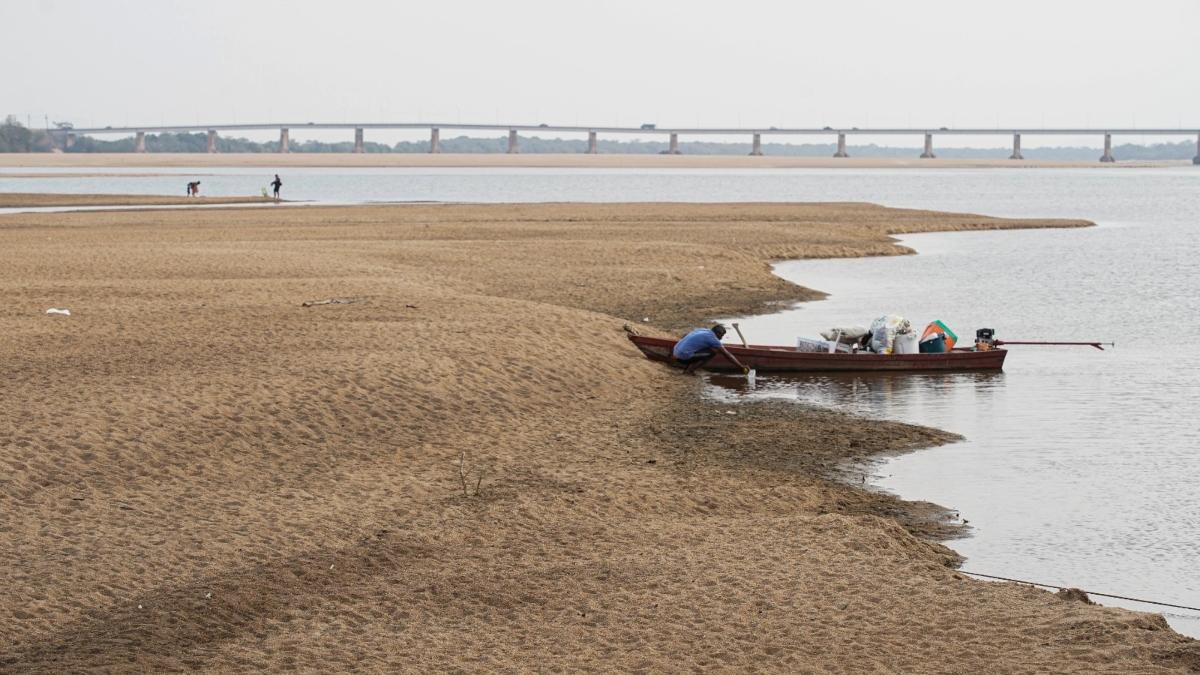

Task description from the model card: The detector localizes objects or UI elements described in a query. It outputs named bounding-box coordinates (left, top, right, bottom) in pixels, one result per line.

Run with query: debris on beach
left=1056, top=588, right=1094, bottom=604
left=45, top=307, right=71, bottom=316
left=301, top=297, right=359, bottom=307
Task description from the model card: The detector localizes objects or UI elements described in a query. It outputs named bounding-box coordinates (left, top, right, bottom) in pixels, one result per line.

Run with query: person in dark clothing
left=270, top=174, right=283, bottom=200
left=186, top=181, right=201, bottom=196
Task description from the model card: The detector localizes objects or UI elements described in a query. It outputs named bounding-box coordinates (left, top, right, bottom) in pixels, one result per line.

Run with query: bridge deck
left=63, top=123, right=1200, bottom=136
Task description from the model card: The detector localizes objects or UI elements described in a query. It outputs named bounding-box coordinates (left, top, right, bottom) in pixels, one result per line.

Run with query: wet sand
left=2, top=202, right=1195, bottom=672
left=0, top=172, right=212, bottom=179
left=0, top=193, right=276, bottom=208
left=0, top=152, right=1183, bottom=170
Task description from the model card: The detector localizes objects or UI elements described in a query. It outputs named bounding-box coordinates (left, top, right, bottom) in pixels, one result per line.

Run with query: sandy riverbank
left=0, top=152, right=1184, bottom=170
left=0, top=193, right=277, bottom=208
left=0, top=172, right=214, bottom=179
left=2, top=202, right=1194, bottom=672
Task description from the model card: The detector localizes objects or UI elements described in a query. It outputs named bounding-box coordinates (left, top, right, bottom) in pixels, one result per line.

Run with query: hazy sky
left=5, top=0, right=1198, bottom=147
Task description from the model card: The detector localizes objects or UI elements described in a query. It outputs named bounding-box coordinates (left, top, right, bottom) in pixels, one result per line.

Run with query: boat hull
left=629, top=335, right=1006, bottom=372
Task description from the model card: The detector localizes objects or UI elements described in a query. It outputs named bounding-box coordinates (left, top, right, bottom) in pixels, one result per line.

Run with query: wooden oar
left=729, top=323, right=755, bottom=383
left=995, top=340, right=1114, bottom=351
left=730, top=322, right=749, bottom=348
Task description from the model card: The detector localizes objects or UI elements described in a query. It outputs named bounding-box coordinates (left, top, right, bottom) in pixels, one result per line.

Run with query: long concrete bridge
left=58, top=122, right=1200, bottom=164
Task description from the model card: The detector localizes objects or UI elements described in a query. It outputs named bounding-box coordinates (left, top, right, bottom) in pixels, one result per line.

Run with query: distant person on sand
left=186, top=181, right=201, bottom=197
left=270, top=174, right=282, bottom=200
left=672, top=324, right=748, bottom=375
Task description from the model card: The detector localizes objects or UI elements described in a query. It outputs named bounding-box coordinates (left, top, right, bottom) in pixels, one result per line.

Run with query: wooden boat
left=627, top=334, right=1007, bottom=372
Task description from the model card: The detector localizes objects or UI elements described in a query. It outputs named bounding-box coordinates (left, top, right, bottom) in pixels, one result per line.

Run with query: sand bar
left=0, top=152, right=1184, bottom=170
left=0, top=172, right=217, bottom=179
left=2, top=201, right=1194, bottom=671
left=0, top=193, right=277, bottom=208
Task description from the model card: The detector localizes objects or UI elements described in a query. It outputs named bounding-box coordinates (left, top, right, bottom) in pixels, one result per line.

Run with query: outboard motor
left=975, top=328, right=996, bottom=351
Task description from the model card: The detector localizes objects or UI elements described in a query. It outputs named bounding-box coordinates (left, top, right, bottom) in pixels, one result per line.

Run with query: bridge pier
left=1009, top=133, right=1023, bottom=160
left=668, top=133, right=680, bottom=154
left=1193, top=133, right=1199, bottom=165
left=587, top=131, right=597, bottom=154
left=207, top=130, right=218, bottom=153
left=920, top=133, right=936, bottom=159
left=65, top=133, right=76, bottom=150
left=508, top=129, right=519, bottom=154
left=750, top=133, right=763, bottom=156
left=279, top=128, right=290, bottom=153
left=430, top=128, right=441, bottom=153
left=1100, top=133, right=1115, bottom=162
left=354, top=128, right=364, bottom=154
left=833, top=133, right=848, bottom=158
left=134, top=131, right=146, bottom=153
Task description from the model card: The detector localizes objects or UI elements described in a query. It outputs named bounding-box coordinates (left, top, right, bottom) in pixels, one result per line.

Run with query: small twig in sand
left=458, top=450, right=470, bottom=498
left=457, top=449, right=486, bottom=498
left=301, top=297, right=360, bottom=308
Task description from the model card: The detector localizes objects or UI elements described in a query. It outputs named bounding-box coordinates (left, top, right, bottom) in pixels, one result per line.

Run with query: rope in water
left=960, top=570, right=1200, bottom=613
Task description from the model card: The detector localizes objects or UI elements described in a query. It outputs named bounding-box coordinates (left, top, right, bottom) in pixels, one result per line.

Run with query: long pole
left=995, top=340, right=1113, bottom=351
left=960, top=570, right=1200, bottom=612
left=729, top=322, right=755, bottom=383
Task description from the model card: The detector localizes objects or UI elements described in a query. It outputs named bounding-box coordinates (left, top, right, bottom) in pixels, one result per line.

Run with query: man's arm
left=717, top=344, right=748, bottom=373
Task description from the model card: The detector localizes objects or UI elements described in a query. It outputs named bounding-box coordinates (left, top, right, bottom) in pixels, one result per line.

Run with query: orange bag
left=921, top=320, right=958, bottom=349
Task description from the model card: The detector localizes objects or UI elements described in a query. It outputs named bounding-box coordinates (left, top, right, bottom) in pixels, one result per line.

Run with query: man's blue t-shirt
left=673, top=329, right=723, bottom=360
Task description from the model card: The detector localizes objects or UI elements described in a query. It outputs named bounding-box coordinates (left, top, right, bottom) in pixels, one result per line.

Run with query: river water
left=3, top=165, right=1197, bottom=635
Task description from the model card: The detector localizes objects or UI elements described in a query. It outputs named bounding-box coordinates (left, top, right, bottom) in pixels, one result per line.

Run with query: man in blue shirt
left=672, top=324, right=749, bottom=375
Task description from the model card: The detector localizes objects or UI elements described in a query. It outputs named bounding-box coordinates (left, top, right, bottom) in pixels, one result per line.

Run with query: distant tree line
left=1, top=116, right=1195, bottom=160
left=0, top=116, right=57, bottom=152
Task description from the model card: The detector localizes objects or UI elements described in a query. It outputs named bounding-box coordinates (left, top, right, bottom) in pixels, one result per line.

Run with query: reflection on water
left=708, top=370, right=1005, bottom=421
left=2, top=166, right=1197, bottom=215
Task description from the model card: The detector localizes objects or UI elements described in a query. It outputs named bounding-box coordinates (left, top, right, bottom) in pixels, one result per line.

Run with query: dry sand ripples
left=1, top=202, right=1195, bottom=672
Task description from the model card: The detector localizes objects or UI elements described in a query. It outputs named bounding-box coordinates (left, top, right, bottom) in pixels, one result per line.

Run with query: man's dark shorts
left=674, top=349, right=715, bottom=368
